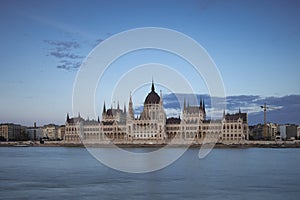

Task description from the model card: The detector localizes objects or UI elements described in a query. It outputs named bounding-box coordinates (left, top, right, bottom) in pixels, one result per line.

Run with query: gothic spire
left=129, top=92, right=132, bottom=103
left=159, top=90, right=163, bottom=105
left=128, top=92, right=134, bottom=120
left=103, top=102, right=106, bottom=113
left=151, top=78, right=155, bottom=92
left=66, top=113, right=70, bottom=122
left=200, top=98, right=203, bottom=109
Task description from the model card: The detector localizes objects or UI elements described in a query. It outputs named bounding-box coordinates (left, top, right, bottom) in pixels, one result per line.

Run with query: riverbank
left=1, top=140, right=300, bottom=148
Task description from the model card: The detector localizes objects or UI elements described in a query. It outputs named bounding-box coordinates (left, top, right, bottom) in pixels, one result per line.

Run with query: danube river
left=0, top=147, right=300, bottom=199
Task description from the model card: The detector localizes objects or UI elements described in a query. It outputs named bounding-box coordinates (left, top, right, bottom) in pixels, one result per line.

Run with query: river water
left=0, top=147, right=299, bottom=199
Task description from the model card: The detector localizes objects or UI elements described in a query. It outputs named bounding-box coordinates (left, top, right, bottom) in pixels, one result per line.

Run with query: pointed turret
left=159, top=90, right=163, bottom=105
left=183, top=98, right=186, bottom=110
left=103, top=102, right=106, bottom=113
left=102, top=102, right=107, bottom=120
left=203, top=99, right=206, bottom=113
left=200, top=98, right=203, bottom=109
left=128, top=92, right=134, bottom=120
left=124, top=103, right=126, bottom=113
left=151, top=79, right=155, bottom=92
left=66, top=113, right=70, bottom=123
left=117, top=101, right=120, bottom=110
left=97, top=116, right=100, bottom=123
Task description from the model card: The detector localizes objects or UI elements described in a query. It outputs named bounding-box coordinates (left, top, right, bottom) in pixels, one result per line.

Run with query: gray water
left=0, top=147, right=300, bottom=200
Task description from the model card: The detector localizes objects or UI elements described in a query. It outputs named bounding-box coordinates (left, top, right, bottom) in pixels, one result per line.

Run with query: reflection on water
left=0, top=147, right=300, bottom=200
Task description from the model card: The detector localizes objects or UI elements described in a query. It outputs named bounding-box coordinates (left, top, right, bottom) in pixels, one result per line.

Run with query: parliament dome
left=144, top=82, right=160, bottom=104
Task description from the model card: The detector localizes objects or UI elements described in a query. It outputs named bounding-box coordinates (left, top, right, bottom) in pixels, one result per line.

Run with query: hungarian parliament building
left=64, top=82, right=249, bottom=144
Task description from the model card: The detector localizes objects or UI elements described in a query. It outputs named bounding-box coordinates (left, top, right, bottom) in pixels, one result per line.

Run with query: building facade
left=279, top=124, right=298, bottom=140
left=0, top=123, right=27, bottom=141
left=249, top=123, right=280, bottom=140
left=26, top=124, right=43, bottom=141
left=64, top=82, right=249, bottom=144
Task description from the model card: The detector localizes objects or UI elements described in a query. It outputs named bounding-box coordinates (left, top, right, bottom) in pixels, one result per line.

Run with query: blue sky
left=0, top=0, right=299, bottom=125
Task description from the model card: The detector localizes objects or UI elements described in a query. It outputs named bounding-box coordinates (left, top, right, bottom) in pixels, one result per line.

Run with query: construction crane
left=260, top=103, right=280, bottom=140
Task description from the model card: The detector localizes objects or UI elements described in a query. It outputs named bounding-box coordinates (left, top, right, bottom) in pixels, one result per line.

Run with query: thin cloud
left=95, top=38, right=104, bottom=44
left=91, top=33, right=112, bottom=47
left=44, top=34, right=113, bottom=71
left=56, top=60, right=81, bottom=71
left=91, top=38, right=104, bottom=48
left=44, top=39, right=83, bottom=71
left=44, top=40, right=80, bottom=49
left=49, top=51, right=83, bottom=59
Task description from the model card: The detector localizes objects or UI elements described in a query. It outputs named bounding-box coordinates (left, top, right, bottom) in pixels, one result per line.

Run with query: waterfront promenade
left=1, top=140, right=300, bottom=148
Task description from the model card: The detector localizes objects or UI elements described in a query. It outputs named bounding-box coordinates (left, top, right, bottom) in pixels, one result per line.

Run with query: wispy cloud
left=91, top=33, right=112, bottom=47
left=44, top=34, right=113, bottom=71
left=56, top=60, right=81, bottom=71
left=44, top=39, right=83, bottom=71
left=49, top=51, right=83, bottom=59
left=44, top=40, right=80, bottom=49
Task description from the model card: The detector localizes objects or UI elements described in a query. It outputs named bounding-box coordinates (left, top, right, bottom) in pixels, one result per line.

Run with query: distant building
left=0, top=123, right=27, bottom=141
left=249, top=124, right=264, bottom=140
left=26, top=127, right=43, bottom=141
left=279, top=125, right=287, bottom=140
left=26, top=122, right=43, bottom=141
left=64, top=82, right=249, bottom=144
left=42, top=124, right=61, bottom=140
left=250, top=123, right=279, bottom=140
left=286, top=125, right=297, bottom=140
left=57, top=126, right=65, bottom=140
left=269, top=123, right=278, bottom=140
left=279, top=124, right=298, bottom=140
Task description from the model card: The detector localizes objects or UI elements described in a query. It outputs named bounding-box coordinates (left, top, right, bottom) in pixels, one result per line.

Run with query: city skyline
left=1, top=0, right=299, bottom=125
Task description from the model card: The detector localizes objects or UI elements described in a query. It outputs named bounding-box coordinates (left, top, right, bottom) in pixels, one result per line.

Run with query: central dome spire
left=151, top=78, right=155, bottom=92
left=144, top=79, right=160, bottom=104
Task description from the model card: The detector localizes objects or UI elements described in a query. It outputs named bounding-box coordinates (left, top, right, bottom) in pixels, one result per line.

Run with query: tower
left=128, top=93, right=134, bottom=120
left=159, top=90, right=163, bottom=106
left=102, top=102, right=107, bottom=119
left=66, top=113, right=70, bottom=123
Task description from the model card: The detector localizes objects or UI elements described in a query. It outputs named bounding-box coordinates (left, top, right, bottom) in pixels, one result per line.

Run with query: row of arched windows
left=223, top=124, right=242, bottom=130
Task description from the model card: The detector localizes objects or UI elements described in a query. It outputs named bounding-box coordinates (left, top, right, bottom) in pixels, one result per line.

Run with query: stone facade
left=42, top=124, right=66, bottom=141
left=0, top=123, right=27, bottom=141
left=64, top=82, right=249, bottom=144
